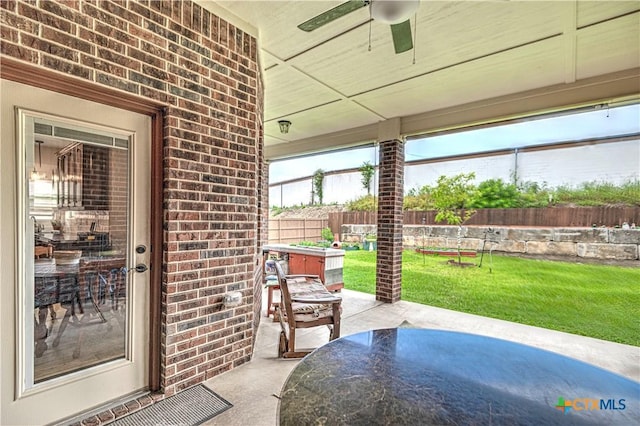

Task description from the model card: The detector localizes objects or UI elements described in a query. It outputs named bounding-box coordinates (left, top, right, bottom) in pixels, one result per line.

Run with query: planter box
left=263, top=244, right=345, bottom=291
left=416, top=248, right=477, bottom=257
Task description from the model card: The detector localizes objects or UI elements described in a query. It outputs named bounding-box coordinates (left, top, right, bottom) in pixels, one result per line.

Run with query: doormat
left=112, top=385, right=232, bottom=426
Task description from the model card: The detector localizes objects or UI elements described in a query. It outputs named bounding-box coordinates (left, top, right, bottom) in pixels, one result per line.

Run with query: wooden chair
left=274, top=261, right=342, bottom=358
left=48, top=257, right=126, bottom=358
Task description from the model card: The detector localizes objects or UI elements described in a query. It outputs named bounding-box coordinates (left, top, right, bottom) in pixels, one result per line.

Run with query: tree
left=359, top=161, right=375, bottom=195
left=431, top=173, right=477, bottom=264
left=312, top=169, right=325, bottom=205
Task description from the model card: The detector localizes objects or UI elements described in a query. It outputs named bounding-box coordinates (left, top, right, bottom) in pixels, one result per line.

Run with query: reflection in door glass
left=30, top=121, right=130, bottom=383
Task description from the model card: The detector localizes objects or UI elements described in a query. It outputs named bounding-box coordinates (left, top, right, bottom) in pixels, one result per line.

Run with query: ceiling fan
left=298, top=0, right=420, bottom=54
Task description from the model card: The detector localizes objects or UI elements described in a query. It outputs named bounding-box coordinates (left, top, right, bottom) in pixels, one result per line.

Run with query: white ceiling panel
left=217, top=1, right=370, bottom=60
left=210, top=1, right=640, bottom=159
left=288, top=1, right=565, bottom=96
left=577, top=1, right=639, bottom=28
left=576, top=12, right=640, bottom=80
left=263, top=65, right=340, bottom=121
left=287, top=23, right=401, bottom=96
left=264, top=98, right=379, bottom=145
left=260, top=51, right=280, bottom=70
left=353, top=37, right=566, bottom=118
left=412, top=1, right=564, bottom=65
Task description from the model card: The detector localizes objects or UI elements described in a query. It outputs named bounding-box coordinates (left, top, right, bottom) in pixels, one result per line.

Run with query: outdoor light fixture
left=278, top=120, right=292, bottom=134
left=371, top=0, right=420, bottom=24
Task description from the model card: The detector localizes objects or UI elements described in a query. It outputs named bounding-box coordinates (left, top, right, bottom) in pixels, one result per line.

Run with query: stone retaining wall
left=341, top=224, right=640, bottom=261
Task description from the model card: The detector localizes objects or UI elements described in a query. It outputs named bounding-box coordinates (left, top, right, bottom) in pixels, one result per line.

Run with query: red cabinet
left=289, top=253, right=325, bottom=279
left=287, top=253, right=306, bottom=275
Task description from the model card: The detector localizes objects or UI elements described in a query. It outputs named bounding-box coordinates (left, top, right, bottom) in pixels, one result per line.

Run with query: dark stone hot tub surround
left=279, top=328, right=640, bottom=425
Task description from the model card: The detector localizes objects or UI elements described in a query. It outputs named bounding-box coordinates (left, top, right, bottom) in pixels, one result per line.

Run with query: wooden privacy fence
left=269, top=218, right=329, bottom=244
left=329, top=207, right=640, bottom=232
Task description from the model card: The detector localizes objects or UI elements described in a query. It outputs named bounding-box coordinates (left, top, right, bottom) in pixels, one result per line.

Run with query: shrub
left=554, top=180, right=640, bottom=206
left=343, top=242, right=361, bottom=250
left=346, top=194, right=377, bottom=211
left=296, top=240, right=331, bottom=248
left=344, top=177, right=638, bottom=212
left=321, top=227, right=334, bottom=242
left=470, top=179, right=519, bottom=208
left=516, top=181, right=553, bottom=207
left=404, top=185, right=434, bottom=210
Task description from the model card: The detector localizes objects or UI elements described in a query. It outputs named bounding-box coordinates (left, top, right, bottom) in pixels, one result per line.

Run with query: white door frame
left=1, top=79, right=155, bottom=425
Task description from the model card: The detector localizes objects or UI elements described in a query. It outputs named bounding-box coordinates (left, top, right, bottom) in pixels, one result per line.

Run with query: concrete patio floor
left=202, top=289, right=639, bottom=426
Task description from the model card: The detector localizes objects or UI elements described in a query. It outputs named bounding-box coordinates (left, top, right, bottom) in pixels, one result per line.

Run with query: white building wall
left=405, top=153, right=514, bottom=191
left=516, top=139, right=639, bottom=187
left=270, top=139, right=640, bottom=207
left=323, top=171, right=378, bottom=204
left=269, top=178, right=312, bottom=208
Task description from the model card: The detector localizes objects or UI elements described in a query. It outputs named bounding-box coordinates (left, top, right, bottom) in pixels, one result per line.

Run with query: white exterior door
left=1, top=80, right=151, bottom=425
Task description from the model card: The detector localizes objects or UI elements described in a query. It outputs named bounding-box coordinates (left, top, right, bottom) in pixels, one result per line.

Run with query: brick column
left=254, top=152, right=268, bottom=338
left=258, top=160, right=269, bottom=248
left=376, top=138, right=404, bottom=303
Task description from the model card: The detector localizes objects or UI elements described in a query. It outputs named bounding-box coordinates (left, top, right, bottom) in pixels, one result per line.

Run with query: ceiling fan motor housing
left=371, top=0, right=420, bottom=25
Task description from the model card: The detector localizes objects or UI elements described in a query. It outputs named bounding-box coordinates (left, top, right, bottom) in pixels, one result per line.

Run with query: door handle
left=134, top=263, right=148, bottom=273
left=126, top=263, right=148, bottom=273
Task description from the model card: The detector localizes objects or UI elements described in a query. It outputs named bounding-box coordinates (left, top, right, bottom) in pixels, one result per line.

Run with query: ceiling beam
left=378, top=118, right=401, bottom=142
left=265, top=67, right=640, bottom=160
left=266, top=122, right=378, bottom=159
left=563, top=0, right=578, bottom=84
left=401, top=67, right=640, bottom=137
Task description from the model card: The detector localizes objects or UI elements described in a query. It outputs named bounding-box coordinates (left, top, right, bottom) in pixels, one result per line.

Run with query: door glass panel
left=25, top=115, right=131, bottom=384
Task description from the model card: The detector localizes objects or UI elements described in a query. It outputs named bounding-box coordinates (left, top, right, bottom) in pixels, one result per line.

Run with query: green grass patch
left=343, top=250, right=640, bottom=346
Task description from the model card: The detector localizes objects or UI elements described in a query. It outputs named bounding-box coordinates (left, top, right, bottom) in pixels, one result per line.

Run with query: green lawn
left=343, top=250, right=640, bottom=346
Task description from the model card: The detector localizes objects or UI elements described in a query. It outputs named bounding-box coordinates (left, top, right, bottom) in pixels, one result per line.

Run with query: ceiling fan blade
left=390, top=19, right=413, bottom=54
left=298, top=0, right=369, bottom=32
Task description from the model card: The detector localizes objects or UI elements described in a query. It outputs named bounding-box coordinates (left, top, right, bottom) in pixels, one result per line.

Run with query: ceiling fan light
left=371, top=0, right=420, bottom=25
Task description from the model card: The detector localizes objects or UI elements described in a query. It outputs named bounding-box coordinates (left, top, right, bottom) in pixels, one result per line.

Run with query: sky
left=269, top=103, right=640, bottom=184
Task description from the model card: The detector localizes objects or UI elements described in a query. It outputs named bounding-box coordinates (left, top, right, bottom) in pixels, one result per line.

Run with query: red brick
left=6, top=0, right=262, bottom=401
left=375, top=139, right=405, bottom=303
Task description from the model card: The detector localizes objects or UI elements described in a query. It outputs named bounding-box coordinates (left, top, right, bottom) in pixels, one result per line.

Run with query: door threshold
left=53, top=389, right=160, bottom=426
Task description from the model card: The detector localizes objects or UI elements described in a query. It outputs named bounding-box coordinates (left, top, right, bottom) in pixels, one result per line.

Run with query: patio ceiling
left=205, top=1, right=640, bottom=159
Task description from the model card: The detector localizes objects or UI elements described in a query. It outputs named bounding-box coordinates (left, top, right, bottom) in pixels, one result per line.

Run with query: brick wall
left=376, top=139, right=404, bottom=303
left=253, top=79, right=266, bottom=343
left=83, top=145, right=110, bottom=210
left=1, top=0, right=262, bottom=396
left=108, top=147, right=128, bottom=253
